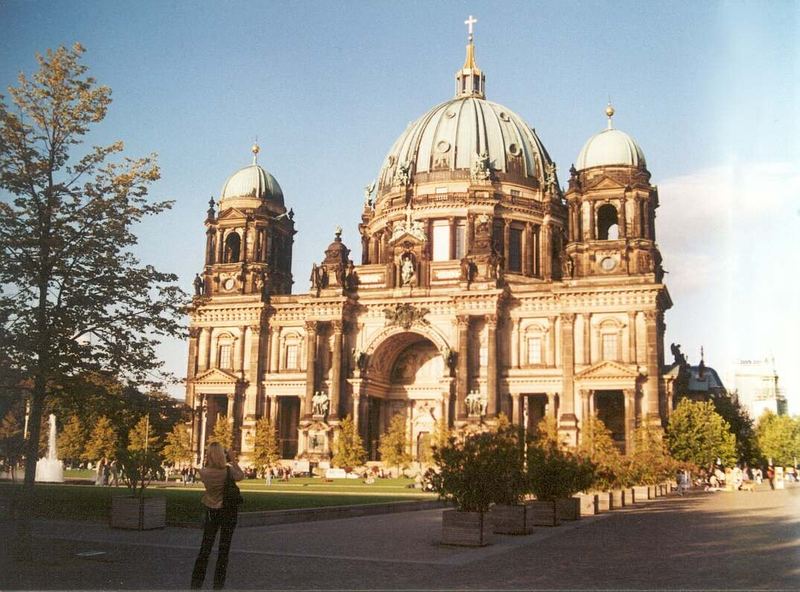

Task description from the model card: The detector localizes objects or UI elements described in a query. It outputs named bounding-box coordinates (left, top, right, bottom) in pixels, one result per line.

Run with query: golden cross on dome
left=464, top=15, right=477, bottom=42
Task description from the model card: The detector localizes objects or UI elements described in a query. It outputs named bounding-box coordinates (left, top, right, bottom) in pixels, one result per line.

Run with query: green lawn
left=0, top=479, right=435, bottom=524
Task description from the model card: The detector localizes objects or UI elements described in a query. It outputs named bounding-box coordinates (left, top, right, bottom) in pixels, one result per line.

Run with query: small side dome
left=575, top=105, right=646, bottom=171
left=220, top=144, right=285, bottom=206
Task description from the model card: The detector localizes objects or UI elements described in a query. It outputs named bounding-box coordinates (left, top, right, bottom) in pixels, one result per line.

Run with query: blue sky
left=2, top=1, right=798, bottom=412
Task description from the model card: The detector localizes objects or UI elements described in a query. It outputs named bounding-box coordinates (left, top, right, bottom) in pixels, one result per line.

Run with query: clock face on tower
left=600, top=257, right=617, bottom=272
left=223, top=277, right=236, bottom=291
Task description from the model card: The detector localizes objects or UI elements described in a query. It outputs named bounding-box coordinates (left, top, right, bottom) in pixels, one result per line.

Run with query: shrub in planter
left=487, top=423, right=531, bottom=534
left=578, top=417, right=626, bottom=493
left=111, top=447, right=166, bottom=530
left=526, top=442, right=595, bottom=525
left=428, top=431, right=515, bottom=546
left=624, top=424, right=678, bottom=487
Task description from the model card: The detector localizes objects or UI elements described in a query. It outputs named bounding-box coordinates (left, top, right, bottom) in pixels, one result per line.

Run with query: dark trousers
left=191, top=507, right=237, bottom=589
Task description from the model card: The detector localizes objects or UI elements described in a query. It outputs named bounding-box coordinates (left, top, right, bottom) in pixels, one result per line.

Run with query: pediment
left=389, top=230, right=426, bottom=246
left=193, top=367, right=240, bottom=384
left=575, top=360, right=640, bottom=380
left=584, top=175, right=627, bottom=191
left=216, top=207, right=247, bottom=221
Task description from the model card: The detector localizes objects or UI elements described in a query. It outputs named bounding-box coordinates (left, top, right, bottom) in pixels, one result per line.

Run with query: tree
left=667, top=399, right=737, bottom=469
left=127, top=415, right=160, bottom=453
left=627, top=423, right=677, bottom=485
left=713, top=393, right=760, bottom=465
left=577, top=416, right=625, bottom=490
left=162, top=423, right=193, bottom=468
left=57, top=414, right=86, bottom=467
left=82, top=415, right=118, bottom=462
left=757, top=412, right=800, bottom=466
left=207, top=416, right=233, bottom=450
left=0, top=44, right=186, bottom=487
left=379, top=413, right=412, bottom=476
left=332, top=415, right=366, bottom=471
left=432, top=418, right=452, bottom=452
left=251, top=417, right=280, bottom=477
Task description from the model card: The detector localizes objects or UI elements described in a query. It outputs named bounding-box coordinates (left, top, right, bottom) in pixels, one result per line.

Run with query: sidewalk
left=2, top=486, right=798, bottom=590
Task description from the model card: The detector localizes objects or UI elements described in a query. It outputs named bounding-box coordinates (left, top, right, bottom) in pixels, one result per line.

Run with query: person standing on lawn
left=190, top=443, right=244, bottom=589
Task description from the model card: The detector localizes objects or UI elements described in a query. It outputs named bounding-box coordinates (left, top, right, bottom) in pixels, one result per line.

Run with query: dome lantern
left=575, top=105, right=646, bottom=171
left=220, top=144, right=285, bottom=207
left=455, top=15, right=485, bottom=99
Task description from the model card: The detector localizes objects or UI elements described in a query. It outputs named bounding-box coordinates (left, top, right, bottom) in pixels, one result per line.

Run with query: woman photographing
left=191, top=442, right=244, bottom=589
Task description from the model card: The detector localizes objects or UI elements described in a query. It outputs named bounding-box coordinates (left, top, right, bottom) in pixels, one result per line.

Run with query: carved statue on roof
left=470, top=151, right=492, bottom=181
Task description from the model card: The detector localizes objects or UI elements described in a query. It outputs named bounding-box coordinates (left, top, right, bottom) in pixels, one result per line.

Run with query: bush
left=526, top=441, right=595, bottom=501
left=625, top=424, right=678, bottom=485
left=427, top=428, right=526, bottom=512
left=577, top=416, right=625, bottom=490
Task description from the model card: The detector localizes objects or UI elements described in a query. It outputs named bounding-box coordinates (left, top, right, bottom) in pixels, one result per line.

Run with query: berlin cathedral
left=185, top=24, right=675, bottom=468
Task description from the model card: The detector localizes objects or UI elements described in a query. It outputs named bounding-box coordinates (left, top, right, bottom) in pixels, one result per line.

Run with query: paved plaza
left=2, top=486, right=798, bottom=590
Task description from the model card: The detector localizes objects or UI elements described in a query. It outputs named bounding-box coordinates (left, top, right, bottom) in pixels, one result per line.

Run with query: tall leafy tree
left=379, top=413, right=412, bottom=476
left=756, top=412, right=800, bottom=466
left=713, top=394, right=760, bottom=465
left=332, top=415, right=366, bottom=471
left=82, top=415, right=118, bottom=462
left=207, top=415, right=233, bottom=450
left=162, top=423, right=193, bottom=468
left=667, top=399, right=737, bottom=469
left=251, top=417, right=280, bottom=477
left=577, top=416, right=624, bottom=490
left=0, top=44, right=186, bottom=487
left=57, top=414, right=86, bottom=467
left=127, top=415, right=160, bottom=453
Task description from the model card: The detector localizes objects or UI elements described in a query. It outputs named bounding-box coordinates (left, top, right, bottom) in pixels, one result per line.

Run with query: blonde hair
left=205, top=442, right=227, bottom=469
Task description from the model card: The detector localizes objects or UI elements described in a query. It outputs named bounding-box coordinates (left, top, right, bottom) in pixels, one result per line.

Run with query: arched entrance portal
left=361, top=330, right=452, bottom=463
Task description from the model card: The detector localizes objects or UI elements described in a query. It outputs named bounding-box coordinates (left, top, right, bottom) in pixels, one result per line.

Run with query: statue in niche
left=465, top=391, right=487, bottom=417
left=400, top=252, right=416, bottom=287
left=562, top=253, right=575, bottom=279
left=460, top=257, right=476, bottom=285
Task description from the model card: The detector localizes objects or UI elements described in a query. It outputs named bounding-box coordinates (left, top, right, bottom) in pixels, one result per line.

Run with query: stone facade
left=185, top=37, right=674, bottom=467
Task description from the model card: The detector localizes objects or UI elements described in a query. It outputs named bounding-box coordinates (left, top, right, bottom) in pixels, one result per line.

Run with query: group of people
left=702, top=465, right=772, bottom=491
left=93, top=458, right=119, bottom=486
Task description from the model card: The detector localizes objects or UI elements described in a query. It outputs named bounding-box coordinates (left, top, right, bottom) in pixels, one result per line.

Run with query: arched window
left=224, top=232, right=241, bottom=263
left=597, top=204, right=619, bottom=240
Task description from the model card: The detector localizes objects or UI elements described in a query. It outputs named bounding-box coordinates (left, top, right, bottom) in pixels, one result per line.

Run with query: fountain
left=35, top=413, right=64, bottom=482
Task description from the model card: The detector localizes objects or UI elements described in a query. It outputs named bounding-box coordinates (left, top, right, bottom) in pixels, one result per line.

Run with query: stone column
left=511, top=318, right=521, bottom=369
left=238, top=327, right=247, bottom=375
left=304, top=320, right=318, bottom=419
left=623, top=388, right=635, bottom=454
left=270, top=326, right=281, bottom=372
left=643, top=310, right=661, bottom=423
left=619, top=196, right=627, bottom=237
left=503, top=219, right=511, bottom=272
left=186, top=328, right=200, bottom=384
left=456, top=315, right=470, bottom=421
left=581, top=389, right=591, bottom=423
left=192, top=394, right=203, bottom=463
left=352, top=392, right=361, bottom=432
left=486, top=314, right=498, bottom=417
left=361, top=234, right=369, bottom=264
left=589, top=201, right=596, bottom=240
left=466, top=214, right=474, bottom=256
left=558, top=313, right=578, bottom=445
left=547, top=316, right=557, bottom=367
left=199, top=399, right=208, bottom=466
left=582, top=313, right=591, bottom=365
left=197, top=328, right=210, bottom=372
left=448, top=217, right=456, bottom=260
left=541, top=221, right=551, bottom=279
left=547, top=392, right=557, bottom=418
left=632, top=198, right=640, bottom=238
left=227, top=393, right=237, bottom=450
left=329, top=320, right=343, bottom=420
left=510, top=393, right=521, bottom=426
left=628, top=311, right=637, bottom=364
left=523, top=223, right=532, bottom=276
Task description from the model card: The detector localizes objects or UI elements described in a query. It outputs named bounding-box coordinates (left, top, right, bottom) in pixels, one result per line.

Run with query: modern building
left=185, top=27, right=675, bottom=466
left=733, top=358, right=787, bottom=420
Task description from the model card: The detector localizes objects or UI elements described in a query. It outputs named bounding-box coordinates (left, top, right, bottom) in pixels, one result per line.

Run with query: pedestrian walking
left=190, top=443, right=244, bottom=589
left=767, top=466, right=775, bottom=490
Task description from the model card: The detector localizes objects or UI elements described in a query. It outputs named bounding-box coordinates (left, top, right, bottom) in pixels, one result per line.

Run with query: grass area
left=0, top=479, right=435, bottom=524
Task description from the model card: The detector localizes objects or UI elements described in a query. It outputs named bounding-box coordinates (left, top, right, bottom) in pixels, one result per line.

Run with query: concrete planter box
left=556, top=497, right=580, bottom=521
left=441, top=509, right=494, bottom=546
left=110, top=496, right=166, bottom=530
left=648, top=485, right=656, bottom=499
left=578, top=493, right=598, bottom=516
left=610, top=489, right=625, bottom=509
left=526, top=500, right=560, bottom=526
left=632, top=485, right=650, bottom=502
left=491, top=504, right=533, bottom=535
left=596, top=491, right=611, bottom=512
